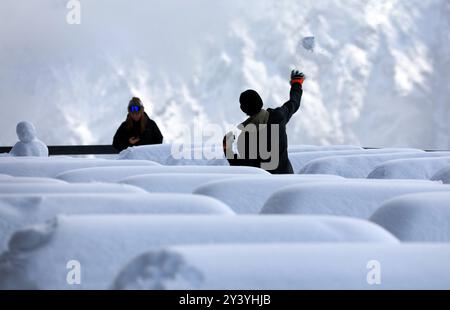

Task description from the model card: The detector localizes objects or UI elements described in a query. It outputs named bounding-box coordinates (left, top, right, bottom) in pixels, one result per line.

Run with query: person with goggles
left=113, top=97, right=163, bottom=151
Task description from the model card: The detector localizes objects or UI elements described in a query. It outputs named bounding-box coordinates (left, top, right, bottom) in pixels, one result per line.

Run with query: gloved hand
left=291, top=70, right=305, bottom=85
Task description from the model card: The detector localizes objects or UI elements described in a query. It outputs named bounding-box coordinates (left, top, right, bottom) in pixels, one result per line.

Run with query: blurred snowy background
left=0, top=0, right=449, bottom=149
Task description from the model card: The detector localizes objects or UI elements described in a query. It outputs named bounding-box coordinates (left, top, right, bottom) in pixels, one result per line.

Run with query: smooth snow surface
left=0, top=215, right=398, bottom=289
left=195, top=177, right=434, bottom=214
left=0, top=176, right=66, bottom=184
left=290, top=148, right=423, bottom=173
left=57, top=165, right=269, bottom=183
left=300, top=152, right=450, bottom=178
left=370, top=192, right=450, bottom=242
left=0, top=193, right=234, bottom=252
left=193, top=175, right=345, bottom=214
left=368, top=157, right=450, bottom=180
left=121, top=173, right=253, bottom=193
left=261, top=181, right=450, bottom=218
left=111, top=244, right=450, bottom=290
left=0, top=183, right=146, bottom=194
left=0, top=158, right=160, bottom=177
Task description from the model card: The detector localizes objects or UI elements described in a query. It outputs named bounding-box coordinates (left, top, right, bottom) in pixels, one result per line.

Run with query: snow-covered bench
left=290, top=148, right=423, bottom=173
left=299, top=151, right=450, bottom=178
left=111, top=244, right=450, bottom=290
left=0, top=193, right=234, bottom=252
left=117, top=144, right=218, bottom=164
left=0, top=183, right=145, bottom=194
left=261, top=181, right=450, bottom=218
left=121, top=173, right=254, bottom=193
left=288, top=145, right=363, bottom=152
left=368, top=157, right=450, bottom=180
left=57, top=165, right=269, bottom=183
left=117, top=144, right=174, bottom=163
left=0, top=214, right=398, bottom=289
left=370, top=192, right=450, bottom=242
left=432, top=166, right=450, bottom=184
left=0, top=158, right=160, bottom=177
left=0, top=177, right=66, bottom=184
left=193, top=175, right=344, bottom=214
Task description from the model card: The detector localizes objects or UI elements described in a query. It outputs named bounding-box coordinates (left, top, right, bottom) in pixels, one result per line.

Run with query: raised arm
left=272, top=70, right=304, bottom=124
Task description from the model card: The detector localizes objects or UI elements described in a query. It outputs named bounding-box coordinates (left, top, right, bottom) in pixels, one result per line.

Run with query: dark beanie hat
left=239, top=90, right=263, bottom=116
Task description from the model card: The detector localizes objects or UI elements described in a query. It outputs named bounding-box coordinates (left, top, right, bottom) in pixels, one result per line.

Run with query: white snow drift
left=0, top=215, right=398, bottom=289
left=193, top=175, right=344, bottom=214
left=0, top=158, right=160, bottom=177
left=300, top=152, right=450, bottom=178
left=121, top=173, right=251, bottom=193
left=57, top=165, right=269, bottom=183
left=370, top=192, right=450, bottom=242
left=111, top=244, right=450, bottom=290
left=0, top=183, right=146, bottom=195
left=290, top=148, right=423, bottom=173
left=261, top=181, right=450, bottom=219
left=0, top=177, right=66, bottom=184
left=368, top=157, right=450, bottom=180
left=0, top=193, right=234, bottom=252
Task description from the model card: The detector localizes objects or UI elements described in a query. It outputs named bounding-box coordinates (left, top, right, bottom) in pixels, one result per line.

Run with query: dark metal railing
left=0, top=145, right=445, bottom=156
left=0, top=145, right=119, bottom=156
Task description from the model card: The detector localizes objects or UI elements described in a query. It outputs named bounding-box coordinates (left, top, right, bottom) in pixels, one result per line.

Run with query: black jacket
left=227, top=83, right=303, bottom=174
left=113, top=113, right=163, bottom=152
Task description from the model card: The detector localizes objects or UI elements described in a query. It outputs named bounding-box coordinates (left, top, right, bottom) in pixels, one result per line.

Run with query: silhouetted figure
left=223, top=70, right=304, bottom=174
left=113, top=97, right=163, bottom=152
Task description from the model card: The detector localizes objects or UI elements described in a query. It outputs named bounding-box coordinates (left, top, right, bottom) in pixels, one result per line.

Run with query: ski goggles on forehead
left=129, top=105, right=141, bottom=113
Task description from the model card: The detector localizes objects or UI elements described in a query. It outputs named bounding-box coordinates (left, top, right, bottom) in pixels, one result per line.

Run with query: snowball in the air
left=301, top=36, right=315, bottom=52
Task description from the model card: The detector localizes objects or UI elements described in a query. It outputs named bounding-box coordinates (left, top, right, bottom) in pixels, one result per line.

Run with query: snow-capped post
left=9, top=121, right=49, bottom=157
left=66, top=0, right=81, bottom=25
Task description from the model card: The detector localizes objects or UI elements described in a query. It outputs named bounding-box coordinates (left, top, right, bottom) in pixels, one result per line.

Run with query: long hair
left=125, top=97, right=148, bottom=134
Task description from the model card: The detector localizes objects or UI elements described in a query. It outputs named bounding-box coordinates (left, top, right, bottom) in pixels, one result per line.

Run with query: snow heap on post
left=9, top=122, right=48, bottom=157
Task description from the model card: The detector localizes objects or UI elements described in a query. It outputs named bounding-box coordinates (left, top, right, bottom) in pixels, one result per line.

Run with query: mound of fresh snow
left=368, top=157, right=450, bottom=180
left=261, top=182, right=450, bottom=218
left=117, top=144, right=173, bottom=164
left=0, top=177, right=66, bottom=184
left=0, top=158, right=160, bottom=177
left=9, top=122, right=48, bottom=157
left=119, top=144, right=229, bottom=166
left=193, top=175, right=345, bottom=214
left=370, top=192, right=450, bottom=242
left=0, top=183, right=145, bottom=195
left=0, top=174, right=11, bottom=179
left=0, top=193, right=233, bottom=252
left=432, top=166, right=450, bottom=184
left=290, top=148, right=424, bottom=173
left=0, top=215, right=397, bottom=289
left=111, top=244, right=450, bottom=290
left=57, top=165, right=269, bottom=183
left=300, top=152, right=450, bottom=178
left=288, top=145, right=363, bottom=152
left=121, top=173, right=253, bottom=193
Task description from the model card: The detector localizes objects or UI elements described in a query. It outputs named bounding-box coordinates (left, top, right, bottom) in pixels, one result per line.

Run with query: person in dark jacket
left=113, top=97, right=163, bottom=152
left=223, top=70, right=304, bottom=174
